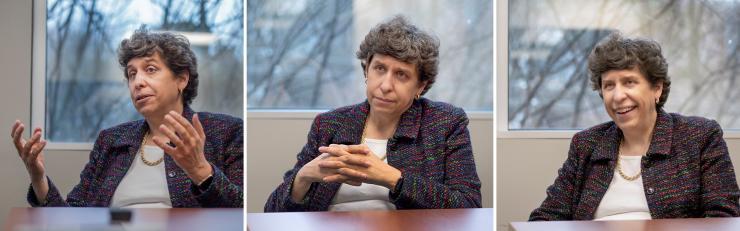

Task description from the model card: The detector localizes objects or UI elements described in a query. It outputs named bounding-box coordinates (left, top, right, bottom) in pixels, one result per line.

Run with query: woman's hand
left=290, top=145, right=369, bottom=202
left=296, top=144, right=368, bottom=186
left=11, top=120, right=49, bottom=201
left=153, top=111, right=212, bottom=185
left=319, top=144, right=402, bottom=190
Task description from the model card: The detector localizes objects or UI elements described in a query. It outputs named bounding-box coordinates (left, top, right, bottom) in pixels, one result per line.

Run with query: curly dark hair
left=118, top=27, right=199, bottom=106
left=588, top=32, right=671, bottom=110
left=356, top=15, right=440, bottom=95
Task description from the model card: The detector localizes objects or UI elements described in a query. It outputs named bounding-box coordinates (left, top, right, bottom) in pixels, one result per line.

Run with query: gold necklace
left=616, top=140, right=641, bottom=181
left=140, top=132, right=164, bottom=166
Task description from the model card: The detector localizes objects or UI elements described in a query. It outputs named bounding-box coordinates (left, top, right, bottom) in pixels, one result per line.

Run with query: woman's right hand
left=11, top=120, right=49, bottom=201
left=290, top=145, right=368, bottom=202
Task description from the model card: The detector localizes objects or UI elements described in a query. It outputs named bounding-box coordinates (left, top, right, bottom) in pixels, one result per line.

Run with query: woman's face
left=365, top=53, right=427, bottom=118
left=600, top=67, right=662, bottom=132
left=126, top=52, right=188, bottom=118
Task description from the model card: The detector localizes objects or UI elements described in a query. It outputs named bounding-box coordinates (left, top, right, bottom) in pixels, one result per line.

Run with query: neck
left=365, top=109, right=402, bottom=139
left=144, top=104, right=185, bottom=143
left=620, top=111, right=657, bottom=155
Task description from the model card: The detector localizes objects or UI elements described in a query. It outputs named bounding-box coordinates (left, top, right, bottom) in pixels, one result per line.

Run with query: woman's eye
left=375, top=66, right=385, bottom=72
left=127, top=71, right=136, bottom=79
left=146, top=66, right=157, bottom=73
left=396, top=72, right=407, bottom=80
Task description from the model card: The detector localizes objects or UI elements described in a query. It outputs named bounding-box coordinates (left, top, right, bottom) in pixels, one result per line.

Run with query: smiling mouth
left=616, top=106, right=636, bottom=115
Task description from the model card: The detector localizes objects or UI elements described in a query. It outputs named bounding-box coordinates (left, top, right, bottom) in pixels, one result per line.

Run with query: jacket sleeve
left=27, top=133, right=109, bottom=207
left=193, top=120, right=244, bottom=207
left=389, top=108, right=482, bottom=209
left=529, top=134, right=583, bottom=221
left=264, top=115, right=326, bottom=212
left=699, top=121, right=740, bottom=217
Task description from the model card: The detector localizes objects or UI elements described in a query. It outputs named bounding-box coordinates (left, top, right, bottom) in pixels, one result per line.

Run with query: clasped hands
left=297, top=144, right=402, bottom=189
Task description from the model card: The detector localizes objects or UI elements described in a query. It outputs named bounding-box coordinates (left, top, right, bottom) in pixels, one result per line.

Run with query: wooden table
left=248, top=208, right=492, bottom=231
left=4, top=207, right=243, bottom=231
left=511, top=218, right=740, bottom=231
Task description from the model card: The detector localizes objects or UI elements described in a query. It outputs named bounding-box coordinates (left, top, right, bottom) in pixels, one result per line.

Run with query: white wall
left=0, top=0, right=91, bottom=226
left=246, top=112, right=493, bottom=212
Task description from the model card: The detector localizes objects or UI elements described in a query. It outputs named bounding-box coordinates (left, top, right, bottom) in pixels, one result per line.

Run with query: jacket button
left=168, top=171, right=176, bottom=177
left=646, top=187, right=655, bottom=195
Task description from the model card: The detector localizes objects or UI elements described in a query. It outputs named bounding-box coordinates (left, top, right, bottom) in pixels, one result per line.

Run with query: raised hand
left=153, top=111, right=212, bottom=185
left=11, top=120, right=49, bottom=201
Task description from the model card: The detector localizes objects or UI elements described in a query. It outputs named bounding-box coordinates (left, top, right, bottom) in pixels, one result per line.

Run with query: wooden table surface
left=248, top=208, right=493, bottom=231
left=511, top=217, right=740, bottom=231
left=4, top=207, right=243, bottom=231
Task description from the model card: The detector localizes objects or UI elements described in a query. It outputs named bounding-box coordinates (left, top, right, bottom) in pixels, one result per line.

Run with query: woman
left=10, top=28, right=243, bottom=208
left=264, top=16, right=481, bottom=212
left=529, top=33, right=739, bottom=220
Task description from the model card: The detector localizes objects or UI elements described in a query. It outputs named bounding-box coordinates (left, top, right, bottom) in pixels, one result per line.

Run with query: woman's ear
left=653, top=80, right=663, bottom=100
left=177, top=72, right=190, bottom=90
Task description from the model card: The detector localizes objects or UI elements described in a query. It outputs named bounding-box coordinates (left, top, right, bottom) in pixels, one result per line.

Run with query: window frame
left=32, top=0, right=93, bottom=150
left=496, top=0, right=740, bottom=139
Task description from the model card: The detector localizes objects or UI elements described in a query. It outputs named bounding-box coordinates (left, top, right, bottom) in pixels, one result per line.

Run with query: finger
left=164, top=114, right=194, bottom=146
left=28, top=140, right=47, bottom=163
left=22, top=129, right=42, bottom=155
left=152, top=136, right=178, bottom=154
left=169, top=111, right=200, bottom=140
left=192, top=114, right=206, bottom=140
left=323, top=174, right=364, bottom=186
left=339, top=155, right=371, bottom=167
left=345, top=144, right=371, bottom=155
left=318, top=146, right=350, bottom=157
left=318, top=160, right=346, bottom=169
left=345, top=180, right=362, bottom=186
left=337, top=167, right=368, bottom=180
left=159, top=124, right=185, bottom=149
left=12, top=122, right=25, bottom=151
left=11, top=120, right=21, bottom=138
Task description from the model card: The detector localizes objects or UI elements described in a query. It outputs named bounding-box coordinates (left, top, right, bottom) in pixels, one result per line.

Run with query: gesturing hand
left=318, top=144, right=402, bottom=189
left=11, top=120, right=47, bottom=182
left=153, top=111, right=212, bottom=184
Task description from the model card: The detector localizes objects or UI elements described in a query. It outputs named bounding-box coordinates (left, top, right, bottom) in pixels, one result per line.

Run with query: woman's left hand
left=154, top=111, right=213, bottom=184
left=318, top=144, right=402, bottom=189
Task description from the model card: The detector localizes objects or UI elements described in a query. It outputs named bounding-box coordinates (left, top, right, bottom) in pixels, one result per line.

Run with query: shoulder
left=573, top=120, right=614, bottom=142
left=569, top=121, right=616, bottom=155
left=420, top=98, right=467, bottom=119
left=196, top=111, right=243, bottom=128
left=667, top=112, right=723, bottom=139
left=668, top=112, right=721, bottom=132
left=98, top=120, right=143, bottom=141
left=314, top=101, right=365, bottom=124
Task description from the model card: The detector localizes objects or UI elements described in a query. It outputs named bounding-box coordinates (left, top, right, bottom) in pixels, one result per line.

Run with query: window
left=34, top=0, right=244, bottom=145
left=247, top=0, right=493, bottom=111
left=506, top=0, right=740, bottom=131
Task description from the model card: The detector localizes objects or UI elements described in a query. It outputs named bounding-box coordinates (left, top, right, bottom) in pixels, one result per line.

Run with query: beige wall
left=496, top=138, right=740, bottom=231
left=0, top=0, right=91, bottom=225
left=246, top=113, right=493, bottom=212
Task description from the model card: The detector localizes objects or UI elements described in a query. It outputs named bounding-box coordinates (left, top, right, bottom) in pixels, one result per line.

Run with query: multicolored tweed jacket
left=27, top=107, right=243, bottom=208
left=529, top=110, right=740, bottom=220
left=264, top=98, right=482, bottom=212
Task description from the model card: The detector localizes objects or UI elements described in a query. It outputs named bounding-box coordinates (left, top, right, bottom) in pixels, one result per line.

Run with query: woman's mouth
left=374, top=97, right=395, bottom=104
left=615, top=106, right=636, bottom=115
left=135, top=94, right=153, bottom=104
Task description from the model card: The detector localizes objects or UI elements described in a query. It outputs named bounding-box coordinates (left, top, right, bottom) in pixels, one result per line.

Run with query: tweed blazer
left=264, top=98, right=481, bottom=211
left=529, top=110, right=740, bottom=220
left=27, top=107, right=243, bottom=208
